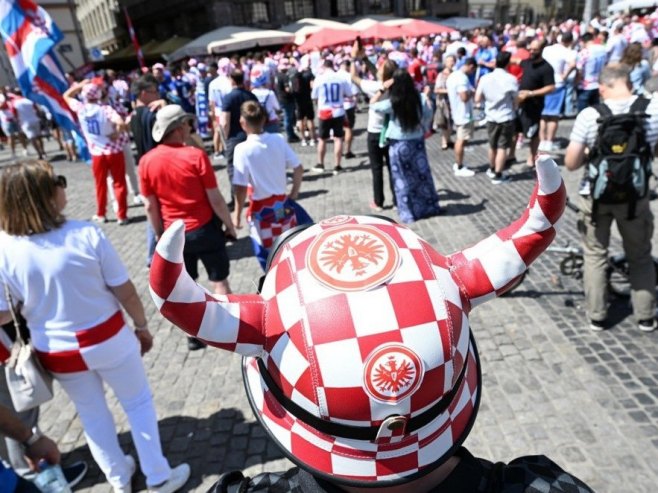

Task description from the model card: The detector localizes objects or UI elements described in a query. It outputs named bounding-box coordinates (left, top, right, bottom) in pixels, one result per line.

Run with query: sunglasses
left=54, top=175, right=67, bottom=189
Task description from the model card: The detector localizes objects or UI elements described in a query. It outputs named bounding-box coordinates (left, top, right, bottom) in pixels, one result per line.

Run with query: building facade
left=0, top=0, right=86, bottom=86
left=75, top=0, right=123, bottom=55
left=119, top=0, right=467, bottom=46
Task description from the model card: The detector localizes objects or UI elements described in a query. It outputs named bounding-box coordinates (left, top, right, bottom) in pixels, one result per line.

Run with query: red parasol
left=360, top=23, right=404, bottom=40
left=396, top=19, right=455, bottom=37
left=298, top=28, right=359, bottom=52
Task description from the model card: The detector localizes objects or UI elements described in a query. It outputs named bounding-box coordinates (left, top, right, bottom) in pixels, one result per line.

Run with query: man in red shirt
left=407, top=48, right=426, bottom=91
left=139, top=105, right=236, bottom=350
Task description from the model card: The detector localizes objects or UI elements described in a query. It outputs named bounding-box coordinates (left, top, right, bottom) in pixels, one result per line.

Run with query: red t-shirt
left=508, top=48, right=530, bottom=81
left=408, top=58, right=425, bottom=84
left=139, top=143, right=218, bottom=232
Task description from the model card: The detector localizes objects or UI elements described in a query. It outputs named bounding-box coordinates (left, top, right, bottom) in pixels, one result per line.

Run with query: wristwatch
left=22, top=429, right=43, bottom=449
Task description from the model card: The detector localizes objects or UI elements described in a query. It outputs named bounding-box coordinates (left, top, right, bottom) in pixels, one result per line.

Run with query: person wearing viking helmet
left=149, top=156, right=594, bottom=492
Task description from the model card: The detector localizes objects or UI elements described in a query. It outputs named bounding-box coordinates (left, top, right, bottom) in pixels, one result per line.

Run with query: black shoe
left=344, top=151, right=356, bottom=159
left=187, top=336, right=207, bottom=351
left=63, top=460, right=88, bottom=488
left=589, top=319, right=606, bottom=332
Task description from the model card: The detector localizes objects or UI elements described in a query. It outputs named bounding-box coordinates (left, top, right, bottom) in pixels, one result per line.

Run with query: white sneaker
left=486, top=168, right=496, bottom=179
left=133, top=195, right=144, bottom=205
left=550, top=141, right=561, bottom=152
left=148, top=463, right=191, bottom=493
left=453, top=163, right=475, bottom=177
left=114, top=455, right=136, bottom=493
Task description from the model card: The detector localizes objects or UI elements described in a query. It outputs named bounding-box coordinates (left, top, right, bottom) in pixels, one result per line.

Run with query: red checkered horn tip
left=149, top=220, right=266, bottom=353
left=448, top=155, right=566, bottom=309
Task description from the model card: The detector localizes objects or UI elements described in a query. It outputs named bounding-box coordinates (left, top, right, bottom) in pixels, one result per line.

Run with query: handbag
left=3, top=283, right=53, bottom=412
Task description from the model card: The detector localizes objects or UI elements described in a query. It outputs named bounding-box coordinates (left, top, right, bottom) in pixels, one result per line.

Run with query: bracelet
left=134, top=322, right=148, bottom=332
left=22, top=429, right=42, bottom=449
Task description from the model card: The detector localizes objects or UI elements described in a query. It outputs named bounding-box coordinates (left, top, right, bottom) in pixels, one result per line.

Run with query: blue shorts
left=542, top=86, right=566, bottom=117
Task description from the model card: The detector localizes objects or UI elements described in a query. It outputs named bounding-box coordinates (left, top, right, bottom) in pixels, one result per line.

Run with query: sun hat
left=151, top=104, right=193, bottom=142
left=149, top=157, right=565, bottom=486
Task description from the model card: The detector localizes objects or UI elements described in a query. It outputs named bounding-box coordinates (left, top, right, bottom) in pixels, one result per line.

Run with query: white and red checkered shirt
left=69, top=99, right=128, bottom=156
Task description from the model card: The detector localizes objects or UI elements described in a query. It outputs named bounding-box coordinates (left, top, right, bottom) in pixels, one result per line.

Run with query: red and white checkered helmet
left=150, top=156, right=565, bottom=487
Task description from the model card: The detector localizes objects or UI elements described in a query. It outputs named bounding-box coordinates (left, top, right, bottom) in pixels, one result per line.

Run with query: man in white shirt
left=446, top=57, right=477, bottom=177
left=311, top=59, right=353, bottom=175
left=606, top=25, right=628, bottom=63
left=208, top=57, right=233, bottom=158
left=540, top=33, right=576, bottom=152
left=11, top=91, right=46, bottom=159
left=339, top=60, right=359, bottom=160
left=475, top=52, right=519, bottom=184
left=232, top=101, right=303, bottom=270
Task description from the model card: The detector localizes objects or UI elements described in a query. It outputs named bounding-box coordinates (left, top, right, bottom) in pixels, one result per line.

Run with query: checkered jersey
left=69, top=99, right=128, bottom=156
left=149, top=156, right=565, bottom=485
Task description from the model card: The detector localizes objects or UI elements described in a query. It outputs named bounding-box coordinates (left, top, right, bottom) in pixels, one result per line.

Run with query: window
left=284, top=0, right=315, bottom=20
left=330, top=0, right=355, bottom=17
left=233, top=2, right=270, bottom=24
left=405, top=0, right=427, bottom=12
left=368, top=0, right=392, bottom=12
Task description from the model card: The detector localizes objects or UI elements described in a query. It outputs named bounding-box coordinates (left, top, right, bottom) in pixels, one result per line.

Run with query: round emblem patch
left=364, top=345, right=424, bottom=403
left=319, top=215, right=353, bottom=226
left=306, top=225, right=400, bottom=291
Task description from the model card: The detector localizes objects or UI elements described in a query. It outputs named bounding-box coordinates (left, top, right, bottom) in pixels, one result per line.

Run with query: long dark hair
left=389, top=69, right=421, bottom=132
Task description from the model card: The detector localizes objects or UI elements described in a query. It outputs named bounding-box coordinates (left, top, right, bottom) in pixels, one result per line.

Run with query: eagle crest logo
left=364, top=345, right=424, bottom=403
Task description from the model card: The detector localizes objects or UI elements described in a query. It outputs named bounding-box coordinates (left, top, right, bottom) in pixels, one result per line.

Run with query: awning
left=298, top=27, right=359, bottom=52
left=436, top=16, right=493, bottom=30
left=279, top=18, right=352, bottom=45
left=393, top=19, right=455, bottom=37
left=207, top=29, right=295, bottom=55
left=360, top=22, right=404, bottom=40
left=144, top=36, right=191, bottom=58
left=349, top=15, right=408, bottom=31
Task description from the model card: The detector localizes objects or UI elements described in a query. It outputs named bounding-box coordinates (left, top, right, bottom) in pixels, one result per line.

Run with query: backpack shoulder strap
left=592, top=102, right=612, bottom=121
left=630, top=96, right=650, bottom=114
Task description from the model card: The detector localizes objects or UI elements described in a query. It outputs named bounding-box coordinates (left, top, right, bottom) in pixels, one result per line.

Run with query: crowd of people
left=2, top=8, right=658, bottom=492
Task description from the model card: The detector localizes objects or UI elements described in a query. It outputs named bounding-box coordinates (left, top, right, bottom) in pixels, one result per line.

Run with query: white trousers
left=54, top=331, right=170, bottom=488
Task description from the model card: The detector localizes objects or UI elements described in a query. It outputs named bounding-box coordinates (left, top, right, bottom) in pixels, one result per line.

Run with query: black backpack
left=587, top=97, right=653, bottom=221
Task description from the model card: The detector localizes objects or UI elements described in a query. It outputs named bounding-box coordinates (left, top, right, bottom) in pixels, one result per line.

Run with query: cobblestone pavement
left=2, top=113, right=658, bottom=493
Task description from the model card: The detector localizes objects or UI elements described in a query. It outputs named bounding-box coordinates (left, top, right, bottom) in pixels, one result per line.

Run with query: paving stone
left=2, top=115, right=657, bottom=492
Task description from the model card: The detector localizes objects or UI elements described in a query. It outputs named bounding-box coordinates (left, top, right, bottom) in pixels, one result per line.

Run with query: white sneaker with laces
left=486, top=168, right=496, bottom=179
left=453, top=163, right=475, bottom=177
left=148, top=463, right=191, bottom=493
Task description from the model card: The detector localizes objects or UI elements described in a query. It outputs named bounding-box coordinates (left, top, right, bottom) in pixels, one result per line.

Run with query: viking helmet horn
left=448, top=156, right=565, bottom=310
left=149, top=220, right=266, bottom=355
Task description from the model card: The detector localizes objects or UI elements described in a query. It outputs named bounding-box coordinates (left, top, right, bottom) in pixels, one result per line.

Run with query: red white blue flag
left=0, top=0, right=79, bottom=133
left=123, top=6, right=144, bottom=69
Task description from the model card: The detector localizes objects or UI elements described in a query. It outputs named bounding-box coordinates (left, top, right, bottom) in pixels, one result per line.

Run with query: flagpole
left=123, top=6, right=145, bottom=70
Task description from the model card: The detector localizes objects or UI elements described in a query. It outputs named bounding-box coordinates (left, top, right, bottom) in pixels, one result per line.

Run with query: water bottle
left=33, top=461, right=72, bottom=493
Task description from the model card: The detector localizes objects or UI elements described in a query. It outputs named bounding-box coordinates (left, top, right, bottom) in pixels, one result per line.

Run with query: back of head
left=131, top=74, right=158, bottom=98
left=496, top=51, right=511, bottom=69
left=599, top=63, right=632, bottom=88
left=621, top=42, right=644, bottom=66
left=240, top=100, right=266, bottom=129
left=230, top=69, right=245, bottom=86
left=0, top=160, right=64, bottom=236
left=561, top=32, right=573, bottom=44
left=581, top=32, right=594, bottom=44
left=323, top=59, right=334, bottom=70
left=462, top=57, right=477, bottom=69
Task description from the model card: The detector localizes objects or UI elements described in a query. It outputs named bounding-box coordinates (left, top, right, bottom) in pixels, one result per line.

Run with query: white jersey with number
left=311, top=70, right=353, bottom=120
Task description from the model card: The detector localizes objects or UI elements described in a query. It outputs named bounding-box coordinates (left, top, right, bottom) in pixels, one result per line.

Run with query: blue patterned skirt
left=388, top=138, right=441, bottom=223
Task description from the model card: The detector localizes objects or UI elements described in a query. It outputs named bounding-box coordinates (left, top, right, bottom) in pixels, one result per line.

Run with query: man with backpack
left=565, top=65, right=658, bottom=332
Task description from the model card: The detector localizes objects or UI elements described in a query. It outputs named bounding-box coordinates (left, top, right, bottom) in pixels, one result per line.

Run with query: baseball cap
left=149, top=157, right=566, bottom=487
left=250, top=67, right=269, bottom=88
left=151, top=104, right=193, bottom=142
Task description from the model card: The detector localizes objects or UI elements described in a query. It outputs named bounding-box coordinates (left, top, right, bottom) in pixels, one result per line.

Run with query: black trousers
left=367, top=131, right=396, bottom=208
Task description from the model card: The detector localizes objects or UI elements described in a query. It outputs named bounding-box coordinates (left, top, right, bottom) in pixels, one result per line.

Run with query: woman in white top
left=250, top=68, right=281, bottom=133
left=0, top=161, right=189, bottom=493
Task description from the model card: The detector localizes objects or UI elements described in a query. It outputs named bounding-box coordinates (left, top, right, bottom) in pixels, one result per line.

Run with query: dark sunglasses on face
left=55, top=175, right=67, bottom=189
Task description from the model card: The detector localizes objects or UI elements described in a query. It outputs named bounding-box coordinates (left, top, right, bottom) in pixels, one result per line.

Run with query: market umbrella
left=395, top=19, right=455, bottom=37
left=207, top=29, right=295, bottom=55
left=360, top=22, right=404, bottom=40
left=298, top=27, right=359, bottom=52
left=280, top=18, right=352, bottom=45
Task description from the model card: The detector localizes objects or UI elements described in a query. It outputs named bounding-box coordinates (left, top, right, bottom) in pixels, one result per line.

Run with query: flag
left=0, top=0, right=80, bottom=134
left=123, top=6, right=144, bottom=69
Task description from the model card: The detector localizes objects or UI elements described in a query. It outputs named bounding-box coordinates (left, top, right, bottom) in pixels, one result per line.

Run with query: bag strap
left=592, top=102, right=612, bottom=121
left=3, top=283, right=25, bottom=346
left=630, top=96, right=650, bottom=114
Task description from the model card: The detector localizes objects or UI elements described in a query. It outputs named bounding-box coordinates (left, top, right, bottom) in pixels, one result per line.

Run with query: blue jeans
left=564, top=79, right=576, bottom=116
left=577, top=89, right=599, bottom=113
left=281, top=101, right=297, bottom=139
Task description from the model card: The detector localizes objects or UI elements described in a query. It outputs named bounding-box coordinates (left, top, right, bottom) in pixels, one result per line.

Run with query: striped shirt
left=570, top=96, right=658, bottom=149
